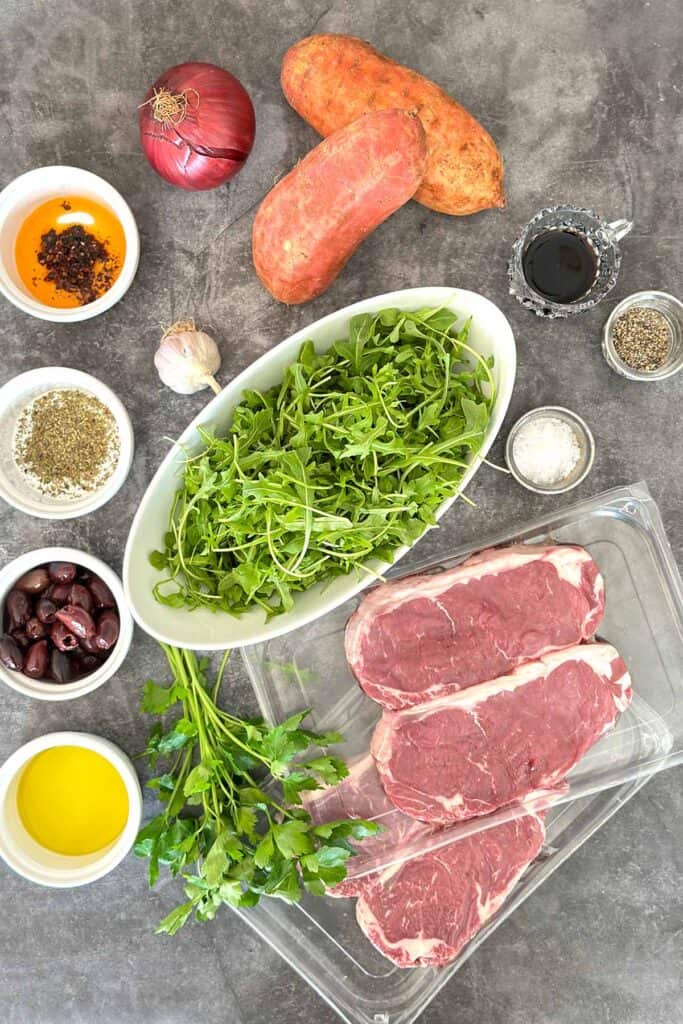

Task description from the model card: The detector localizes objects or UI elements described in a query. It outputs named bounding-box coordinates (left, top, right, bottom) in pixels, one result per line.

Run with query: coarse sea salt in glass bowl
left=505, top=406, right=595, bottom=495
left=0, top=367, right=134, bottom=520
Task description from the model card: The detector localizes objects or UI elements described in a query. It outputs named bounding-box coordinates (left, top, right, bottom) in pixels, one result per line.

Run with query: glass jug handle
left=604, top=218, right=634, bottom=243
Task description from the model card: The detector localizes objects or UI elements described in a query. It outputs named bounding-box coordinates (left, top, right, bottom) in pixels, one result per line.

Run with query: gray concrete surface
left=1, top=1, right=682, bottom=1022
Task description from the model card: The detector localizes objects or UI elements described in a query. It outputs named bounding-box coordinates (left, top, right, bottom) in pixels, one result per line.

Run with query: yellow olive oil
left=17, top=746, right=129, bottom=856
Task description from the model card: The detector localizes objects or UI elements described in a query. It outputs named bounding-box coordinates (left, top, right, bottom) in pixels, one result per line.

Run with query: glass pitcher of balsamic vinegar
left=508, top=205, right=633, bottom=318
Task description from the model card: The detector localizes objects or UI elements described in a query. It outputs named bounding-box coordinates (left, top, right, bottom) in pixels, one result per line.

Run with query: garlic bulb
left=155, top=321, right=222, bottom=395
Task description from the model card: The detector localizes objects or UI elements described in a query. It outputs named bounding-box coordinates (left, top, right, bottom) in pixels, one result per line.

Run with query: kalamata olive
left=15, top=567, right=50, bottom=593
left=88, top=576, right=115, bottom=609
left=48, top=583, right=72, bottom=606
left=11, top=629, right=30, bottom=649
left=48, top=561, right=77, bottom=584
left=25, top=617, right=46, bottom=640
left=69, top=583, right=93, bottom=614
left=55, top=605, right=96, bottom=639
left=6, top=590, right=30, bottom=629
left=0, top=633, right=24, bottom=671
left=23, top=639, right=49, bottom=679
left=78, top=633, right=100, bottom=655
left=94, top=609, right=120, bottom=651
left=50, top=620, right=79, bottom=651
left=36, top=596, right=57, bottom=624
left=75, top=653, right=100, bottom=677
left=50, top=648, right=73, bottom=684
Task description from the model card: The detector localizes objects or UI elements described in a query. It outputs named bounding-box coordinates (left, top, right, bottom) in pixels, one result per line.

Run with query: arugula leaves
left=134, top=646, right=378, bottom=934
left=151, top=305, right=494, bottom=615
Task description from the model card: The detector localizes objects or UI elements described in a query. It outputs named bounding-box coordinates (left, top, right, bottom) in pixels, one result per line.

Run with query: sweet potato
left=281, top=34, right=504, bottom=216
left=252, top=108, right=427, bottom=304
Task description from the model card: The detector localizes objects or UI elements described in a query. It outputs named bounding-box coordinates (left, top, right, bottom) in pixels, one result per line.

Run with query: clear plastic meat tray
left=238, top=481, right=683, bottom=1024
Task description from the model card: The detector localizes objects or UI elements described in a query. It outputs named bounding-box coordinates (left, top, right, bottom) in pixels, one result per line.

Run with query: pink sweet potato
left=252, top=108, right=427, bottom=304
left=281, top=34, right=504, bottom=216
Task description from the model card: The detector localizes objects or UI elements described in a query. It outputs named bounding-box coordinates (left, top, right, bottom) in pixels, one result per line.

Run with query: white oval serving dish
left=124, top=287, right=516, bottom=649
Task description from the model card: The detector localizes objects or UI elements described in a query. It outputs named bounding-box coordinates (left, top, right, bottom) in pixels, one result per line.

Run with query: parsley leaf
left=272, top=820, right=313, bottom=860
left=156, top=900, right=195, bottom=935
left=134, top=645, right=382, bottom=935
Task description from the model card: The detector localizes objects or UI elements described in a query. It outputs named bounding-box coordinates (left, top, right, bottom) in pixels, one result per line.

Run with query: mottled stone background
left=0, top=1, right=681, bottom=1022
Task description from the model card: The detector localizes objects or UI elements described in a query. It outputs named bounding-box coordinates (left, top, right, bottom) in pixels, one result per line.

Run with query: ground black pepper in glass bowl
left=602, top=291, right=683, bottom=381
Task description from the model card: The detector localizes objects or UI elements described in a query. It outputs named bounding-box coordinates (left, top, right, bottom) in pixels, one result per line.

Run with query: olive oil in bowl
left=0, top=732, right=141, bottom=886
left=17, top=745, right=129, bottom=856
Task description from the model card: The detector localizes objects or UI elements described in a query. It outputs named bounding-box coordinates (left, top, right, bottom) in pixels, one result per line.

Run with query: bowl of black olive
left=0, top=547, right=132, bottom=700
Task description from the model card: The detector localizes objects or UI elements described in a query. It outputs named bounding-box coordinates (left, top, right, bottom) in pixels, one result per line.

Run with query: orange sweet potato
left=252, top=108, right=427, bottom=304
left=281, top=34, right=504, bottom=216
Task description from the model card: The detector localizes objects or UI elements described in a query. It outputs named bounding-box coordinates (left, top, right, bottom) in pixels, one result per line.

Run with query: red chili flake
left=36, top=225, right=118, bottom=306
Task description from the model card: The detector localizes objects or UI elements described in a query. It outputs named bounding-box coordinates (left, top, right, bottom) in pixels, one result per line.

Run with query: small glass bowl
left=602, top=291, right=683, bottom=382
left=508, top=205, right=633, bottom=318
left=505, top=406, right=595, bottom=495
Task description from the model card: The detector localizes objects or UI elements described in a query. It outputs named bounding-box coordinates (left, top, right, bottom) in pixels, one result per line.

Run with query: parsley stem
left=213, top=648, right=231, bottom=701
left=136, top=644, right=382, bottom=931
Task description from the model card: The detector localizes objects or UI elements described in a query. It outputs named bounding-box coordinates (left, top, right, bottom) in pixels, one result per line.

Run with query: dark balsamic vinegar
left=522, top=230, right=598, bottom=304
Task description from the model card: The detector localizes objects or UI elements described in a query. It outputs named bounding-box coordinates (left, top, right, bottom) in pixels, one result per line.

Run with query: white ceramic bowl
left=124, top=287, right=516, bottom=649
left=0, top=165, right=139, bottom=322
left=0, top=731, right=142, bottom=887
left=0, top=366, right=134, bottom=519
left=0, top=546, right=133, bottom=701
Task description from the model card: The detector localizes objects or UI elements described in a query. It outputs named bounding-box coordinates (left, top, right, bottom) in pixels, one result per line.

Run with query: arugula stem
left=152, top=306, right=495, bottom=618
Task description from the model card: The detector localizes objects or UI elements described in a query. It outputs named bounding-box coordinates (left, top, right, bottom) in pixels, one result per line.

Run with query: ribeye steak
left=303, top=754, right=433, bottom=897
left=356, top=812, right=545, bottom=968
left=371, top=643, right=632, bottom=824
left=345, top=544, right=605, bottom=709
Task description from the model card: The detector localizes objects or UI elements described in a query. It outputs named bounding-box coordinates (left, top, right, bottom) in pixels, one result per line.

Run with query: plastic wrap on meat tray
left=244, top=483, right=680, bottom=870
left=355, top=811, right=546, bottom=968
left=371, top=643, right=632, bottom=824
left=239, top=483, right=683, bottom=1024
left=303, top=754, right=434, bottom=897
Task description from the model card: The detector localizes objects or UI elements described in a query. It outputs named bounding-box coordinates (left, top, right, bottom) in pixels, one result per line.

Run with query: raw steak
left=345, top=544, right=605, bottom=709
left=303, top=754, right=433, bottom=897
left=371, top=643, right=632, bottom=824
left=356, top=812, right=545, bottom=968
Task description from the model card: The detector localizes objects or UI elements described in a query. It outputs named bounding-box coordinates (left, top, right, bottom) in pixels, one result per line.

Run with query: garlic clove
left=155, top=320, right=222, bottom=395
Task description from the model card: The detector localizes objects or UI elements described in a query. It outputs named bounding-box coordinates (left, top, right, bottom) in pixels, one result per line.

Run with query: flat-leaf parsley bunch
left=134, top=645, right=378, bottom=934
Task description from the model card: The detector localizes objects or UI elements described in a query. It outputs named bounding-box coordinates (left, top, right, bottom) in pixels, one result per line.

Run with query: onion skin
left=139, top=62, right=256, bottom=191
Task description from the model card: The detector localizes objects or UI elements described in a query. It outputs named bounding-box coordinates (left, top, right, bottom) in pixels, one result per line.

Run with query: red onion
left=139, top=62, right=255, bottom=191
